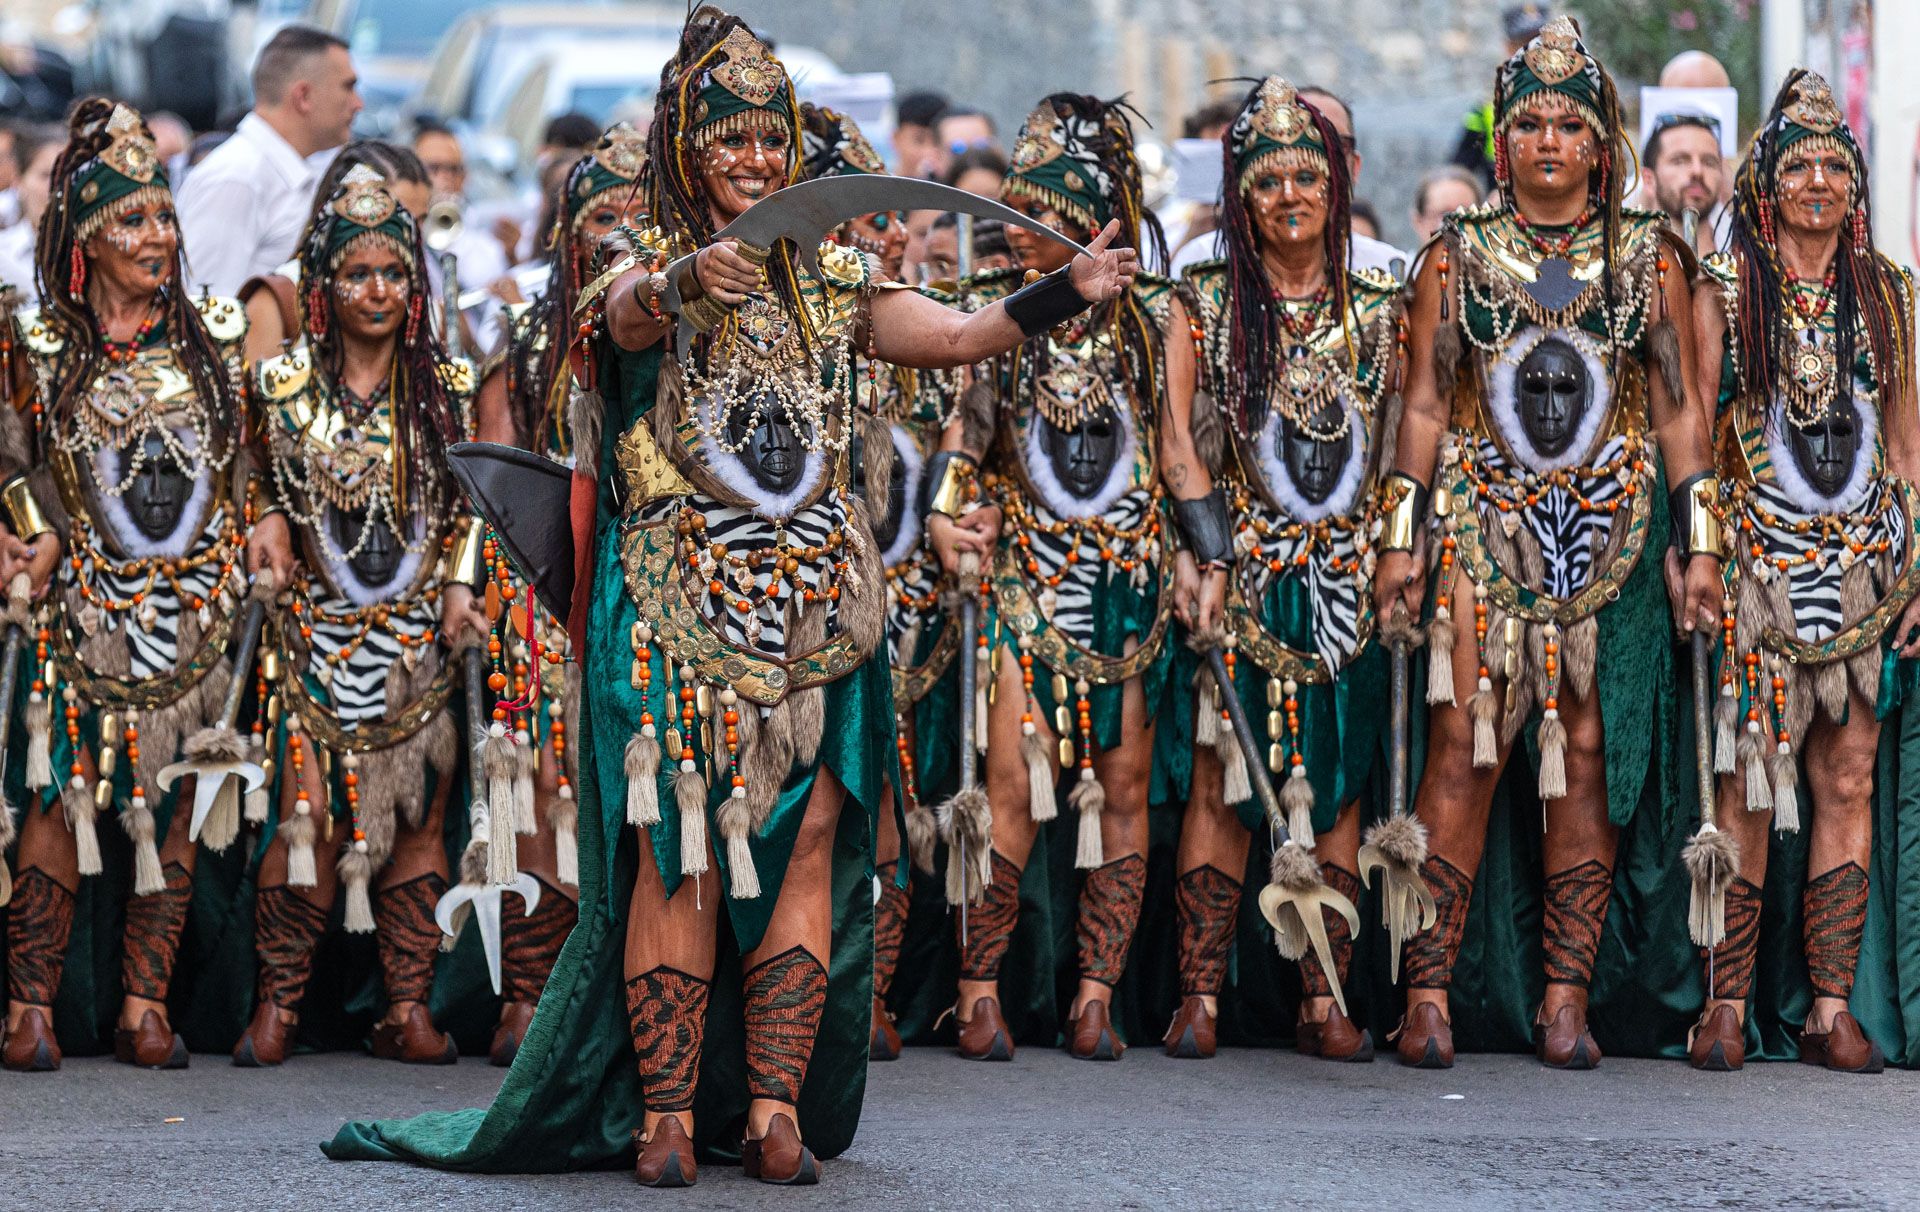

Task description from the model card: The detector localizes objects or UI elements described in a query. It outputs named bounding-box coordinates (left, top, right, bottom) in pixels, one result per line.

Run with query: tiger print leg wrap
left=254, top=884, right=329, bottom=1010
left=1174, top=864, right=1242, bottom=997
left=1706, top=877, right=1763, bottom=1001
left=872, top=860, right=910, bottom=1002
left=1805, top=862, right=1869, bottom=1001
left=1076, top=852, right=1147, bottom=987
left=1300, top=864, right=1362, bottom=998
left=374, top=873, right=448, bottom=1006
left=6, top=868, right=75, bottom=1007
left=500, top=875, right=577, bottom=1006
left=743, top=946, right=828, bottom=1104
left=1402, top=855, right=1473, bottom=991
left=1542, top=859, right=1613, bottom=990
left=121, top=861, right=193, bottom=1002
left=957, top=851, right=1022, bottom=981
left=625, top=967, right=711, bottom=1113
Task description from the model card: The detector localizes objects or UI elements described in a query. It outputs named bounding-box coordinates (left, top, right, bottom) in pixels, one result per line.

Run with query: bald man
left=1659, top=50, right=1731, bottom=89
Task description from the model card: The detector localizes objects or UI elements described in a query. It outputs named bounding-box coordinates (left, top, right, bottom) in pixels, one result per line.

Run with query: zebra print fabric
left=1234, top=496, right=1366, bottom=674
left=1006, top=485, right=1157, bottom=650
left=1468, top=433, right=1628, bottom=600
left=1742, top=474, right=1904, bottom=644
left=302, top=588, right=436, bottom=723
left=74, top=506, right=233, bottom=681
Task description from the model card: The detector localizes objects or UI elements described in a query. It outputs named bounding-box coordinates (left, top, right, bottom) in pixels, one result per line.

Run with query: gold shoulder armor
left=437, top=357, right=477, bottom=400
left=815, top=242, right=872, bottom=289
left=15, top=306, right=64, bottom=357
left=256, top=348, right=312, bottom=402
left=1700, top=249, right=1738, bottom=292
left=191, top=294, right=248, bottom=345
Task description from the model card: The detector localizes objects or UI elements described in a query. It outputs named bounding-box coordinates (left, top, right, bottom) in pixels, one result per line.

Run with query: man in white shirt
left=177, top=26, right=363, bottom=296
left=1171, top=86, right=1409, bottom=279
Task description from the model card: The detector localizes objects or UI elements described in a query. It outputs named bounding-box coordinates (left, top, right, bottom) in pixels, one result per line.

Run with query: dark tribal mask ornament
left=118, top=430, right=195, bottom=542
left=1040, top=405, right=1124, bottom=500
left=1515, top=335, right=1591, bottom=459
left=328, top=504, right=406, bottom=589
left=723, top=397, right=807, bottom=496
left=1277, top=397, right=1355, bottom=506
left=1785, top=395, right=1863, bottom=499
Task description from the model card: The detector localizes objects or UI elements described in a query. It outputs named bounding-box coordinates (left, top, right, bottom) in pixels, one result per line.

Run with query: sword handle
left=1692, top=630, right=1715, bottom=830
left=1205, top=648, right=1290, bottom=843
left=1390, top=634, right=1410, bottom=821
left=216, top=599, right=268, bottom=731
left=465, top=644, right=490, bottom=749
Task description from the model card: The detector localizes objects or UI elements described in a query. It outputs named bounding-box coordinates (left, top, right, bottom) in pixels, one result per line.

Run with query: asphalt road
left=3, top=1045, right=1914, bottom=1210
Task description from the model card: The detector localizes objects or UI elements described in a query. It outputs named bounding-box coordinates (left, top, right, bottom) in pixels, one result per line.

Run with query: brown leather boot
left=1298, top=1003, right=1374, bottom=1062
left=233, top=1002, right=295, bottom=1067
left=1534, top=1003, right=1601, bottom=1070
left=370, top=1003, right=458, bottom=1064
left=489, top=1002, right=535, bottom=1067
left=114, top=1009, right=189, bottom=1070
left=1066, top=997, right=1124, bottom=1060
left=953, top=996, right=1014, bottom=1061
left=634, top=1115, right=697, bottom=1187
left=2, top=1006, right=61, bottom=1072
left=869, top=996, right=902, bottom=1062
left=742, top=1113, right=819, bottom=1185
left=1393, top=1001, right=1453, bottom=1069
left=1163, top=995, right=1217, bottom=1058
left=1688, top=1004, right=1745, bottom=1072
left=1799, top=1011, right=1885, bottom=1074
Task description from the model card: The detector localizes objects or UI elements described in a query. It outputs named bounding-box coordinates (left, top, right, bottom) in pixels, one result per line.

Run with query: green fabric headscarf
left=1005, top=96, right=1120, bottom=232
left=69, top=103, right=170, bottom=240
left=685, top=25, right=797, bottom=148
left=566, top=122, right=647, bottom=227
left=1495, top=15, right=1604, bottom=131
left=321, top=164, right=415, bottom=265
left=1229, top=77, right=1329, bottom=194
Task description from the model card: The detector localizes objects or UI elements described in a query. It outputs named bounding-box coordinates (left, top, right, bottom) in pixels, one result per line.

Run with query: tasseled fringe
left=1022, top=728, right=1058, bottom=822
left=1280, top=767, right=1314, bottom=847
left=1738, top=731, right=1773, bottom=812
left=625, top=732, right=661, bottom=826
left=1069, top=770, right=1105, bottom=869
left=244, top=734, right=271, bottom=824
left=718, top=798, right=760, bottom=899
left=512, top=731, right=537, bottom=835
left=1537, top=710, right=1567, bottom=800
left=482, top=726, right=519, bottom=887
left=904, top=804, right=938, bottom=876
left=1194, top=676, right=1221, bottom=746
left=339, top=848, right=374, bottom=933
left=26, top=691, right=51, bottom=790
left=550, top=795, right=579, bottom=887
left=1427, top=610, right=1457, bottom=706
left=65, top=783, right=101, bottom=876
left=675, top=762, right=709, bottom=878
left=937, top=786, right=992, bottom=906
left=1712, top=687, right=1737, bottom=775
left=201, top=776, right=243, bottom=854
left=1768, top=748, right=1800, bottom=834
left=1682, top=825, right=1738, bottom=947
left=284, top=812, right=317, bottom=887
left=1469, top=682, right=1498, bottom=768
left=1222, top=735, right=1253, bottom=807
left=122, top=796, right=164, bottom=896
left=1263, top=842, right=1323, bottom=961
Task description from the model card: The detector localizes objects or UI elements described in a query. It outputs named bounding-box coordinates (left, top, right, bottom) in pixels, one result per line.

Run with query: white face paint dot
left=1442, top=1094, right=1465, bottom=1101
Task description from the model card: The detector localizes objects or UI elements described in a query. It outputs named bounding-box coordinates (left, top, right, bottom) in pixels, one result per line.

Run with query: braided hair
left=1728, top=69, right=1910, bottom=422
left=1217, top=83, right=1354, bottom=431
left=34, top=97, right=235, bottom=457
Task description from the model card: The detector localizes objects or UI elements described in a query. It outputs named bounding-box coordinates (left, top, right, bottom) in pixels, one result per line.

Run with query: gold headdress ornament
left=1782, top=73, right=1843, bottom=133
left=594, top=122, right=648, bottom=179
left=1250, top=78, right=1314, bottom=145
left=332, top=163, right=398, bottom=229
left=710, top=26, right=783, bottom=106
left=687, top=25, right=797, bottom=149
left=1523, top=16, right=1586, bottom=86
left=1770, top=71, right=1861, bottom=192
left=835, top=113, right=886, bottom=174
left=97, top=104, right=161, bottom=186
left=71, top=103, right=172, bottom=241
left=1010, top=104, right=1067, bottom=174
left=323, top=163, right=414, bottom=268
left=1235, top=76, right=1330, bottom=193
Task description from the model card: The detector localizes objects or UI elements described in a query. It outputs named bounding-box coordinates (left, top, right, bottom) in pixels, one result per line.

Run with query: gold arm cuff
left=926, top=454, right=978, bottom=518
left=447, top=515, right=487, bottom=586
left=0, top=474, right=53, bottom=539
left=1685, top=475, right=1725, bottom=558
left=1378, top=473, right=1427, bottom=552
left=733, top=240, right=772, bottom=267
left=682, top=292, right=733, bottom=334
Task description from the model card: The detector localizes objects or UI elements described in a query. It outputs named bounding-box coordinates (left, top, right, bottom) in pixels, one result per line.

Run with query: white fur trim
left=1486, top=325, right=1612, bottom=474
left=1253, top=395, right=1368, bottom=523
left=1764, top=393, right=1878, bottom=515
left=696, top=434, right=828, bottom=522
left=87, top=430, right=216, bottom=560
left=879, top=422, right=926, bottom=568
left=1020, top=404, right=1138, bottom=522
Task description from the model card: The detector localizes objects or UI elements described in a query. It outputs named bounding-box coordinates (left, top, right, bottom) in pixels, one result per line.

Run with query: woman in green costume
left=330, top=5, right=1137, bottom=1188
left=1685, top=70, right=1920, bottom=1073
left=1372, top=15, right=1721, bottom=1070
left=1164, top=78, right=1405, bottom=1062
left=0, top=100, right=254, bottom=1072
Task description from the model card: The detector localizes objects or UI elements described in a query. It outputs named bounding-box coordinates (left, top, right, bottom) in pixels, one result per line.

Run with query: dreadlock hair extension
left=34, top=97, right=235, bottom=461
left=1218, top=85, right=1354, bottom=433
left=646, top=5, right=814, bottom=361
left=1729, top=69, right=1910, bottom=430
left=293, top=178, right=463, bottom=523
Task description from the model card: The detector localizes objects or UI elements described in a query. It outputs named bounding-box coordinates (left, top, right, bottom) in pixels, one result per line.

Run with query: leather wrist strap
left=1172, top=489, right=1233, bottom=567
left=1004, top=268, right=1091, bottom=338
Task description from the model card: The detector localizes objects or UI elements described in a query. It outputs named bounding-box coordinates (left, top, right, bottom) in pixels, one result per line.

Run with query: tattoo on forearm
left=1168, top=462, right=1190, bottom=491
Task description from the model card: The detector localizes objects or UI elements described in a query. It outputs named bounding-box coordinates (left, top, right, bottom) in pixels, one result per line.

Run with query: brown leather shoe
left=1688, top=1004, right=1745, bottom=1072
left=490, top=1002, right=535, bottom=1068
left=954, top=996, right=1014, bottom=1061
left=1298, top=1004, right=1374, bottom=1062
left=1163, top=995, right=1216, bottom=1059
left=114, top=1009, right=189, bottom=1070
left=1066, top=997, right=1124, bottom=1060
left=370, top=1003, right=458, bottom=1064
left=233, top=1002, right=295, bottom=1067
left=1799, top=1011, right=1885, bottom=1074
left=634, top=1115, right=697, bottom=1187
left=869, top=996, right=902, bottom=1061
left=1534, top=1003, right=1601, bottom=1070
left=2, top=1006, right=61, bottom=1072
left=1393, top=1001, right=1454, bottom=1069
left=742, top=1113, right=819, bottom=1185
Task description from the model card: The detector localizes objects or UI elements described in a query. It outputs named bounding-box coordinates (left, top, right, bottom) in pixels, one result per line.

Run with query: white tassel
left=1222, top=732, right=1253, bottom=806
left=284, top=808, right=317, bottom=887
left=201, top=776, right=243, bottom=853
left=675, top=761, right=709, bottom=877
left=725, top=824, right=761, bottom=899
left=1469, top=679, right=1497, bottom=768
left=122, top=795, right=165, bottom=896
left=245, top=735, right=271, bottom=824
left=1023, top=727, right=1058, bottom=822
left=65, top=783, right=101, bottom=876
left=625, top=733, right=661, bottom=826
left=1537, top=710, right=1567, bottom=800
left=512, top=729, right=537, bottom=835
left=25, top=691, right=51, bottom=790
left=1069, top=769, right=1105, bottom=869
left=552, top=791, right=579, bottom=887
left=1738, top=730, right=1773, bottom=812
left=339, top=848, right=374, bottom=933
left=1194, top=678, right=1221, bottom=746
left=1281, top=766, right=1315, bottom=847
left=1426, top=609, right=1457, bottom=706
left=1769, top=747, right=1800, bottom=834
left=1712, top=686, right=1737, bottom=775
